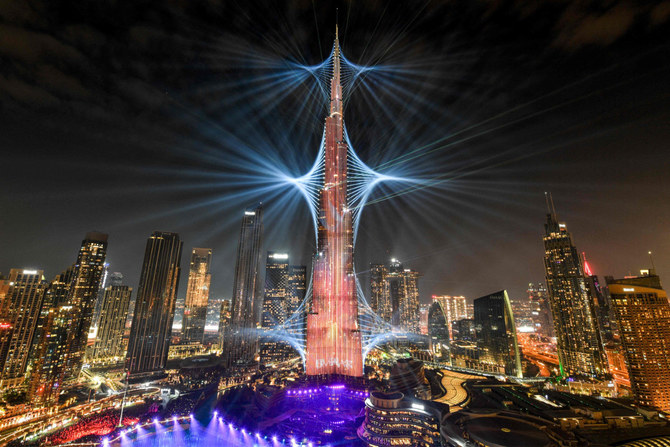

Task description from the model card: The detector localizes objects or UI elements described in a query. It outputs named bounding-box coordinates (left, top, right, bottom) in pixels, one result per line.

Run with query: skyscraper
left=388, top=260, right=421, bottom=332
left=65, top=232, right=108, bottom=381
left=369, top=263, right=391, bottom=322
left=432, top=295, right=468, bottom=340
left=260, top=252, right=289, bottom=365
left=608, top=270, right=670, bottom=412
left=452, top=318, right=475, bottom=342
left=305, top=29, right=363, bottom=377
left=29, top=266, right=77, bottom=406
left=91, top=262, right=110, bottom=327
left=222, top=206, right=263, bottom=366
left=369, top=260, right=421, bottom=332
left=582, top=255, right=616, bottom=343
left=427, top=301, right=449, bottom=358
left=287, top=265, right=307, bottom=318
left=126, top=232, right=182, bottom=375
left=542, top=198, right=607, bottom=377
left=474, top=290, right=522, bottom=377
left=91, top=278, right=132, bottom=362
left=183, top=248, right=212, bottom=344
left=218, top=299, right=231, bottom=336
left=0, top=269, right=47, bottom=389
left=526, top=283, right=553, bottom=338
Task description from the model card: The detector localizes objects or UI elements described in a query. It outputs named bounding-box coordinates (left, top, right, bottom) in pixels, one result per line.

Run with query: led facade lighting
left=305, top=27, right=363, bottom=377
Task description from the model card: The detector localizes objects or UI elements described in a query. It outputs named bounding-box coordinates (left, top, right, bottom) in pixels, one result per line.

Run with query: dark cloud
left=0, top=24, right=85, bottom=65
left=0, top=73, right=60, bottom=106
left=651, top=1, right=670, bottom=25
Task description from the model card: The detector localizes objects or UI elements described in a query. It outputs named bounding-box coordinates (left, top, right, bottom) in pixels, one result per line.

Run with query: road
left=434, top=370, right=484, bottom=412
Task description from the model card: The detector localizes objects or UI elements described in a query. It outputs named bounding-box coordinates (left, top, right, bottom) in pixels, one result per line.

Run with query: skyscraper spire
left=545, top=191, right=557, bottom=219
left=330, top=26, right=342, bottom=118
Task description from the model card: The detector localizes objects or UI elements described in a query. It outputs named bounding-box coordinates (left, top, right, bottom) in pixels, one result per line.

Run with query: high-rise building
left=608, top=270, right=670, bottom=412
left=474, top=290, right=522, bottom=377
left=427, top=301, right=449, bottom=358
left=261, top=253, right=289, bottom=328
left=217, top=299, right=231, bottom=336
left=29, top=266, right=77, bottom=406
left=368, top=260, right=421, bottom=332
left=452, top=318, right=476, bottom=342
left=388, top=260, right=421, bottom=332
left=126, top=232, right=182, bottom=375
left=287, top=265, right=307, bottom=318
left=183, top=248, right=212, bottom=344
left=260, top=252, right=290, bottom=365
left=305, top=29, right=363, bottom=377
left=542, top=198, right=607, bottom=377
left=0, top=269, right=47, bottom=389
left=65, top=232, right=108, bottom=381
left=91, top=279, right=132, bottom=362
left=419, top=303, right=430, bottom=335
left=91, top=262, right=110, bottom=327
left=222, top=206, right=263, bottom=366
left=527, top=283, right=553, bottom=338
left=582, top=254, right=616, bottom=343
left=369, top=263, right=391, bottom=322
left=431, top=295, right=467, bottom=340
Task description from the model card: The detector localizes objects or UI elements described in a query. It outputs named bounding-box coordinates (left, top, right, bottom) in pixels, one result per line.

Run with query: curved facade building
left=358, top=391, right=445, bottom=447
left=388, top=357, right=431, bottom=399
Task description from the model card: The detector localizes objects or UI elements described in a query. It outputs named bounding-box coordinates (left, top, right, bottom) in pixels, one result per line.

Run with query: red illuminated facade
left=305, top=28, right=363, bottom=377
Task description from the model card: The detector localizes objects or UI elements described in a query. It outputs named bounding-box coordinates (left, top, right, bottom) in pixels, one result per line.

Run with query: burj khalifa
left=305, top=27, right=363, bottom=377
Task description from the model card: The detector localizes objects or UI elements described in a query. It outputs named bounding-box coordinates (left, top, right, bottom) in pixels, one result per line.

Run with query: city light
left=0, top=4, right=668, bottom=447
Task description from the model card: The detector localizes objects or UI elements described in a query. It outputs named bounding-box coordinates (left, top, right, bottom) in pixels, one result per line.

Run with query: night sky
left=1, top=0, right=669, bottom=305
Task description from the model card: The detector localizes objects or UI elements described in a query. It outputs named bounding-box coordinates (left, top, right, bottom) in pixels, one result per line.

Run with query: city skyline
left=1, top=3, right=670, bottom=445
left=1, top=2, right=669, bottom=306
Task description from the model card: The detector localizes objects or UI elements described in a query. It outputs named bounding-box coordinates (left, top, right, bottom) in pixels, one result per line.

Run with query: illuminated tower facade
left=369, top=264, right=391, bottom=322
left=527, top=282, right=553, bottom=338
left=474, top=290, right=522, bottom=377
left=260, top=252, right=289, bottom=365
left=222, top=206, right=263, bottom=366
left=287, top=265, right=307, bottom=317
left=306, top=29, right=363, bottom=377
left=370, top=260, right=421, bottom=332
left=183, top=248, right=212, bottom=343
left=29, top=266, right=77, bottom=405
left=582, top=255, right=616, bottom=343
left=543, top=200, right=607, bottom=376
left=65, top=232, right=108, bottom=381
left=388, top=262, right=421, bottom=332
left=608, top=270, right=670, bottom=413
left=0, top=269, right=47, bottom=389
left=432, top=295, right=467, bottom=340
left=92, top=262, right=110, bottom=327
left=91, top=282, right=132, bottom=362
left=126, top=232, right=182, bottom=375
left=427, top=301, right=449, bottom=358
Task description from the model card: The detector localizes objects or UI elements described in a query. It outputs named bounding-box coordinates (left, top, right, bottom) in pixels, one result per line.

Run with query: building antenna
left=544, top=192, right=557, bottom=218
left=649, top=251, right=656, bottom=271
